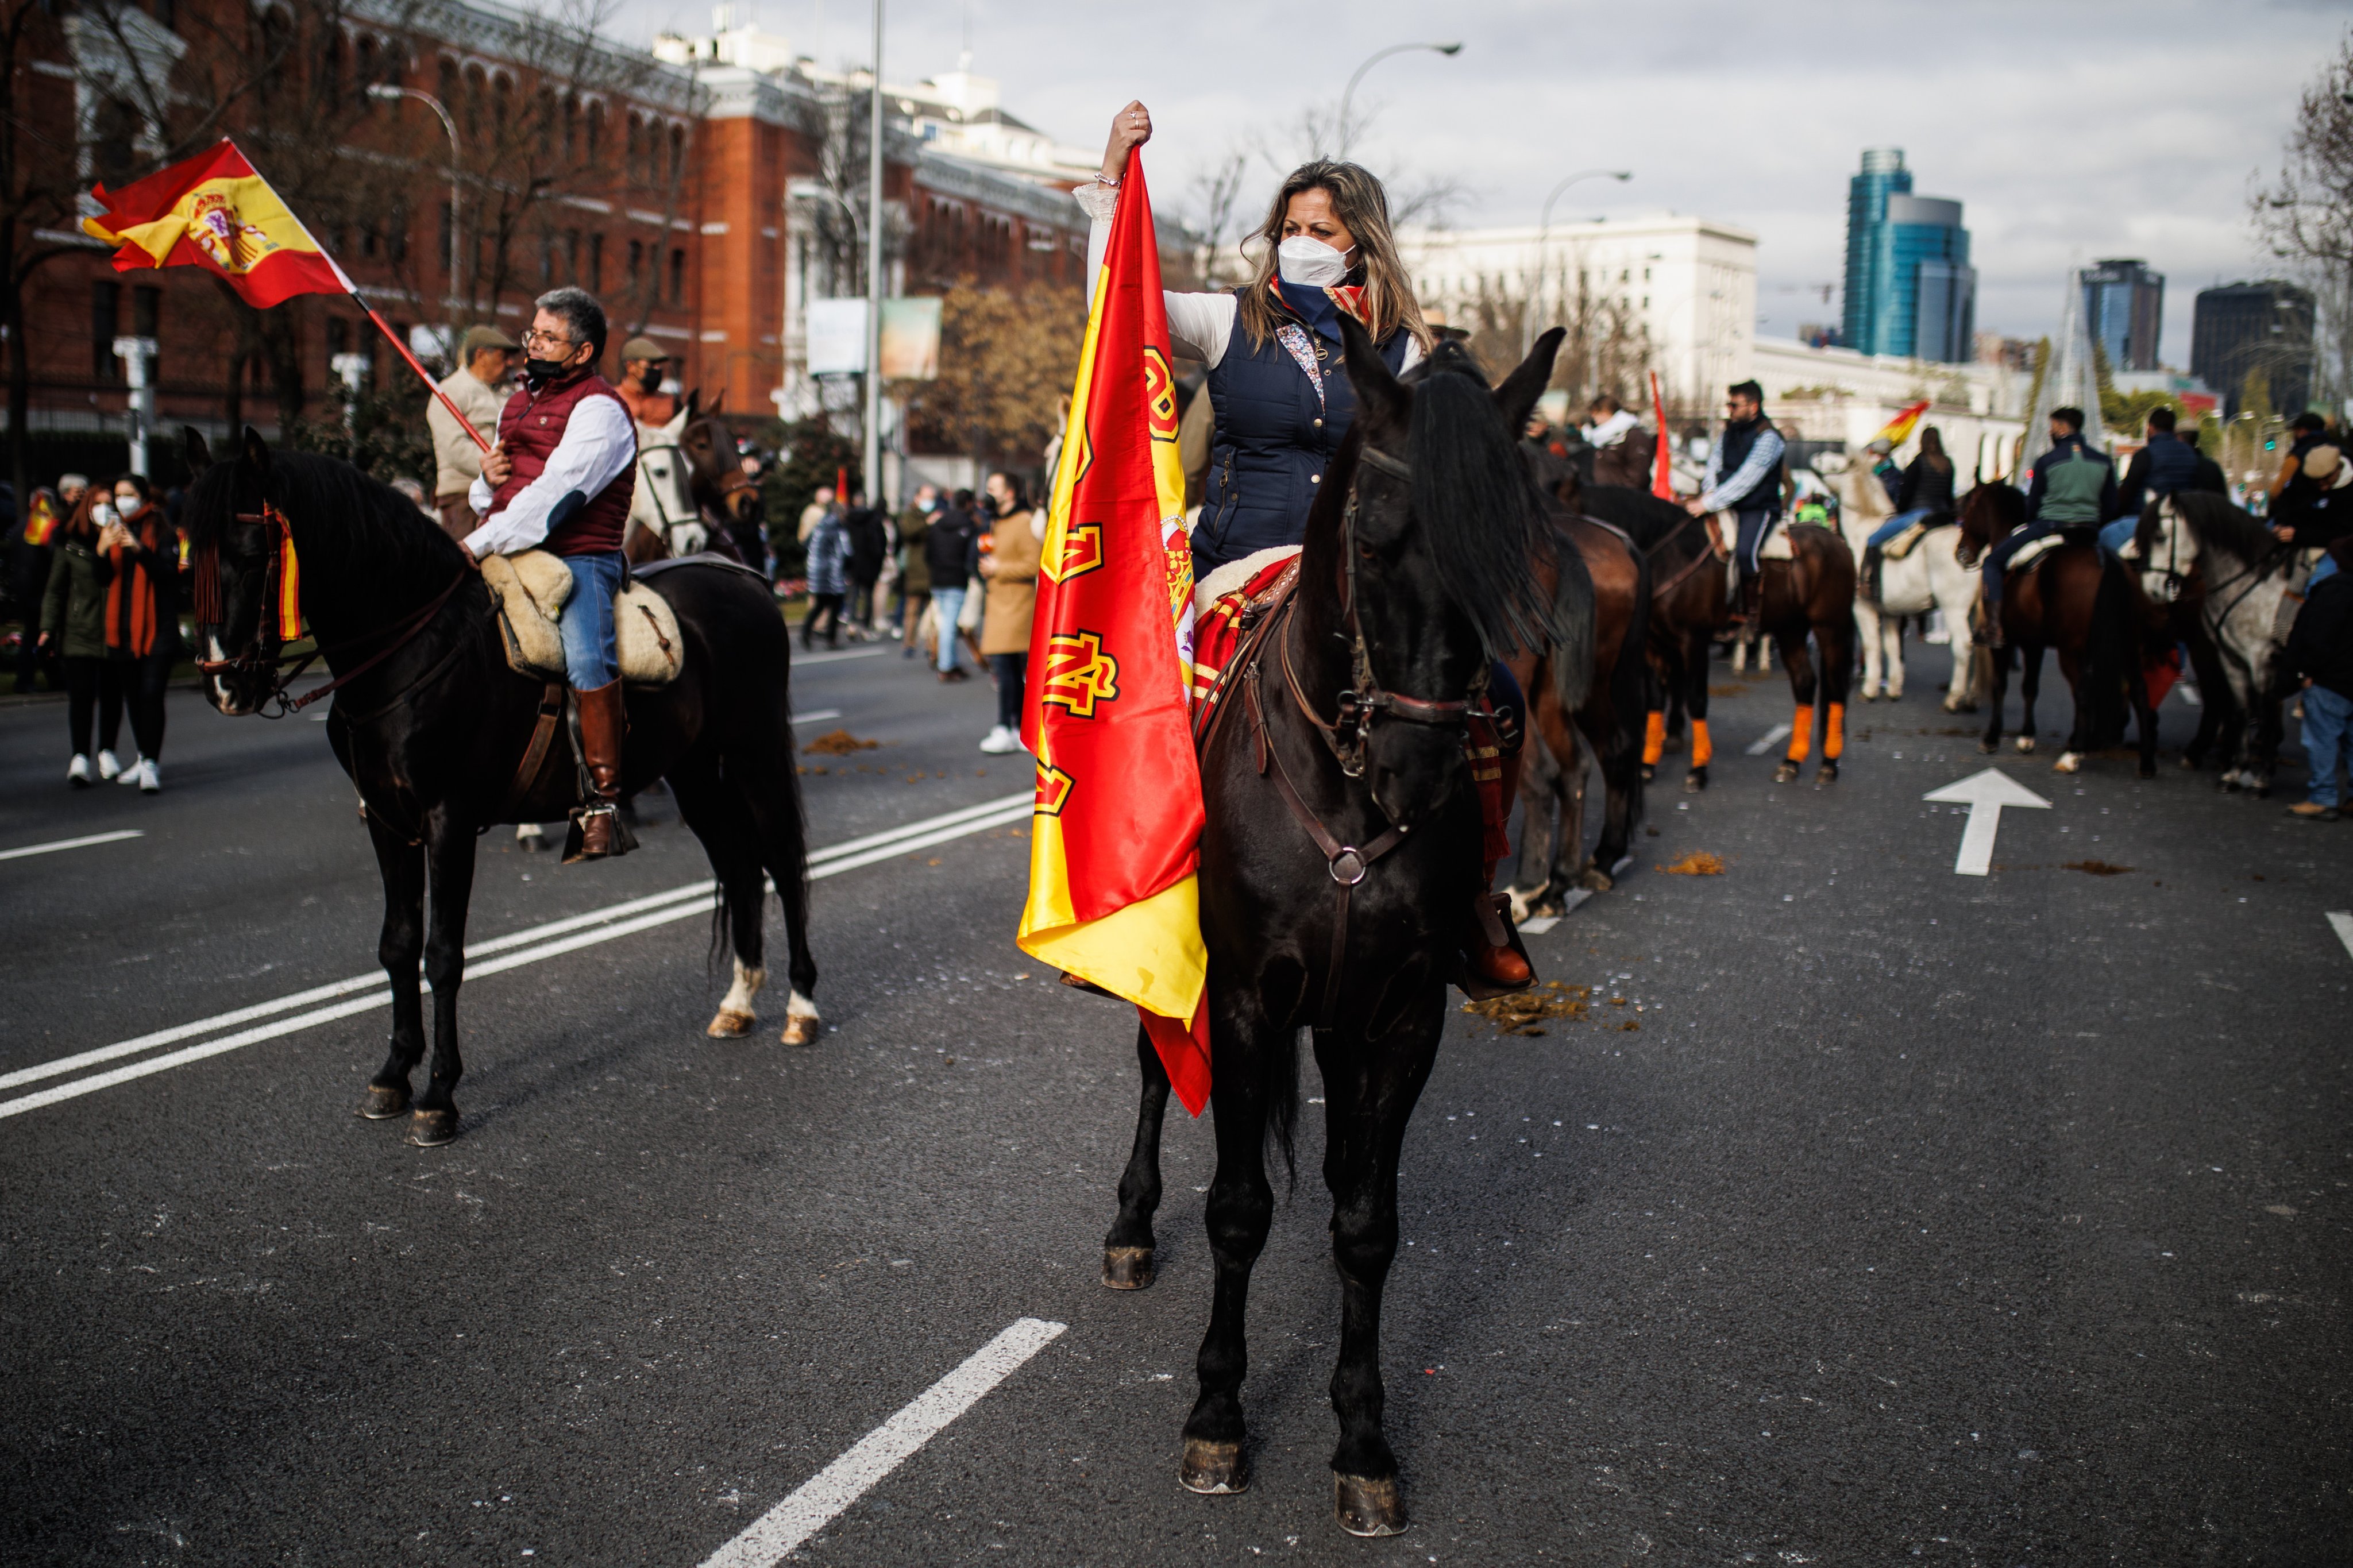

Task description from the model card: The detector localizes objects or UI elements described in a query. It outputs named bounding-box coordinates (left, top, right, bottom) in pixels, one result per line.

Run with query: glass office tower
left=1842, top=149, right=1976, bottom=362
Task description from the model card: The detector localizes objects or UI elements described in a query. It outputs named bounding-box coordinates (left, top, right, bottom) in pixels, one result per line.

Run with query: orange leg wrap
left=1785, top=704, right=1815, bottom=762
left=1642, top=709, right=1667, bottom=766
left=1824, top=702, right=1846, bottom=760
left=1690, top=718, right=1714, bottom=768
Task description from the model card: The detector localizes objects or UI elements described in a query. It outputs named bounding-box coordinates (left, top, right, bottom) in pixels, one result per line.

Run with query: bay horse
left=1750, top=519, right=1859, bottom=783
left=1501, top=503, right=1648, bottom=912
left=1098, top=322, right=1588, bottom=1536
left=182, top=427, right=821, bottom=1148
left=1958, top=483, right=2157, bottom=777
left=2131, top=490, right=2297, bottom=792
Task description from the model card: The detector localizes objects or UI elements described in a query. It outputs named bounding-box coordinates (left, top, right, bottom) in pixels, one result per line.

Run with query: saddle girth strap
left=504, top=682, right=569, bottom=820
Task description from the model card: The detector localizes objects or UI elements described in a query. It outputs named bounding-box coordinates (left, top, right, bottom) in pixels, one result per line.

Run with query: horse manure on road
left=1463, top=981, right=1594, bottom=1036
left=803, top=728, right=881, bottom=756
left=2063, top=859, right=2135, bottom=876
left=1659, top=851, right=1727, bottom=875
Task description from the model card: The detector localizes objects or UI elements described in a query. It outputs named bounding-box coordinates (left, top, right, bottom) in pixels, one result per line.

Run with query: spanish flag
left=1871, top=398, right=1934, bottom=451
left=83, top=140, right=348, bottom=307
left=1017, top=149, right=1213, bottom=1113
left=21, top=489, right=58, bottom=547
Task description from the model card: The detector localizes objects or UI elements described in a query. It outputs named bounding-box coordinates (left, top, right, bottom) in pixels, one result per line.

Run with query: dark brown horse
left=1097, top=322, right=1586, bottom=1536
left=623, top=393, right=766, bottom=569
left=1503, top=495, right=1650, bottom=912
left=1753, top=519, right=1860, bottom=783
left=1958, top=483, right=2157, bottom=777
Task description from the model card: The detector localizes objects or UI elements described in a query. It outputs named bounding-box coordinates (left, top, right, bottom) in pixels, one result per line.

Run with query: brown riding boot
left=1471, top=747, right=1533, bottom=988
left=570, top=679, right=632, bottom=862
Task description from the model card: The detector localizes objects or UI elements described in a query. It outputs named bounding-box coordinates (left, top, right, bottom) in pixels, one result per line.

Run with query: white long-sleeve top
left=1698, top=424, right=1787, bottom=513
left=1075, top=183, right=1425, bottom=373
left=464, top=390, right=639, bottom=559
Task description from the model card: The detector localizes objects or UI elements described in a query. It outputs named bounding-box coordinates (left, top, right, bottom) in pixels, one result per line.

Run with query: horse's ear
left=1336, top=311, right=1406, bottom=439
left=684, top=387, right=701, bottom=420
left=240, top=424, right=272, bottom=480
left=1492, top=327, right=1565, bottom=437
left=705, top=390, right=724, bottom=416
left=184, top=427, right=212, bottom=477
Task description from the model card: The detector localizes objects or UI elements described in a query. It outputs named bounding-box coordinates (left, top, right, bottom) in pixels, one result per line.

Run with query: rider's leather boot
left=572, top=680, right=631, bottom=862
left=1471, top=747, right=1532, bottom=988
left=1727, top=571, right=1761, bottom=632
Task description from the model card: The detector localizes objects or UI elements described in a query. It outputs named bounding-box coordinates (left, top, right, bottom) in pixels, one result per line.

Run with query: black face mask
left=524, top=354, right=584, bottom=391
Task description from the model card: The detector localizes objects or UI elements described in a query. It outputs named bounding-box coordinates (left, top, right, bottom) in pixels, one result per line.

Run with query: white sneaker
left=136, top=758, right=160, bottom=794
left=978, top=725, right=1023, bottom=755
left=118, top=753, right=146, bottom=785
left=67, top=754, right=91, bottom=787
left=97, top=749, right=123, bottom=781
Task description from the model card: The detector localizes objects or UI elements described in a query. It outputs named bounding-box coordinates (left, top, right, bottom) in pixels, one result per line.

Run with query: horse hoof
left=406, top=1108, right=459, bottom=1148
left=1773, top=761, right=1799, bottom=784
left=781, top=1013, right=821, bottom=1046
left=2054, top=752, right=2082, bottom=773
left=1575, top=866, right=1614, bottom=894
left=2015, top=736, right=2036, bottom=754
left=1102, top=1246, right=1155, bottom=1291
left=1681, top=768, right=1707, bottom=794
left=1978, top=738, right=1998, bottom=754
left=1504, top=886, right=1540, bottom=925
left=357, top=1084, right=410, bottom=1119
left=1179, top=1439, right=1249, bottom=1495
left=1815, top=762, right=1839, bottom=785
left=1640, top=763, right=1655, bottom=783
left=1334, top=1474, right=1407, bottom=1537
left=2139, top=764, right=2157, bottom=781
left=707, top=1008, right=755, bottom=1038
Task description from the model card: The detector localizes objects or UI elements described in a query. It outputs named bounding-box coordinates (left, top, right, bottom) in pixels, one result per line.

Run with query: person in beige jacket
left=975, top=470, right=1042, bottom=754
left=426, top=324, right=518, bottom=540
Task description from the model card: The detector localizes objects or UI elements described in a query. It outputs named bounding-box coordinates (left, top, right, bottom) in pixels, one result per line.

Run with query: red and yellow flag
left=1872, top=399, right=1933, bottom=451
left=82, top=140, right=348, bottom=307
left=1649, top=370, right=1675, bottom=501
left=1017, top=150, right=1212, bottom=1113
left=21, top=489, right=59, bottom=546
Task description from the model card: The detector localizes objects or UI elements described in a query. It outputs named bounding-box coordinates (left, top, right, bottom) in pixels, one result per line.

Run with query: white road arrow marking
left=2328, top=912, right=2353, bottom=963
left=1923, top=768, right=2051, bottom=876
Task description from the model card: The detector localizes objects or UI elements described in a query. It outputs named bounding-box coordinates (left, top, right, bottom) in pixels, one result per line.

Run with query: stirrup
left=562, top=800, right=639, bottom=863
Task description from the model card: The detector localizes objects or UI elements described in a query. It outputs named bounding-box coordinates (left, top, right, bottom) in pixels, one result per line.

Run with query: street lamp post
left=1534, top=168, right=1630, bottom=344
left=367, top=84, right=464, bottom=330
left=1336, top=41, right=1461, bottom=158
left=863, top=0, right=885, bottom=508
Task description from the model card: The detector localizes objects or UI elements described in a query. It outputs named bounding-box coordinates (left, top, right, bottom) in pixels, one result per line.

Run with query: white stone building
left=1751, top=337, right=2030, bottom=481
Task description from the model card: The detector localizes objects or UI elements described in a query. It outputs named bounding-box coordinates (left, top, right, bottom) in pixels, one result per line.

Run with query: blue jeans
left=1868, top=508, right=1934, bottom=549
left=2099, top=516, right=2139, bottom=556
left=2304, top=684, right=2352, bottom=807
left=2311, top=553, right=2340, bottom=589
left=560, top=550, right=627, bottom=690
left=932, top=586, right=967, bottom=672
left=1734, top=508, right=1778, bottom=574
left=1982, top=520, right=2061, bottom=615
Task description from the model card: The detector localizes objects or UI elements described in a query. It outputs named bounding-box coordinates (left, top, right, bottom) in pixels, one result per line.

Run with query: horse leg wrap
left=1824, top=703, right=1846, bottom=761
left=1690, top=719, right=1714, bottom=768
left=1786, top=705, right=1815, bottom=763
left=1642, top=710, right=1667, bottom=767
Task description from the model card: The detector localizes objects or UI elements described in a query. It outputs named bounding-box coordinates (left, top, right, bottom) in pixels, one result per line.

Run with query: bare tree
left=2252, top=29, right=2353, bottom=408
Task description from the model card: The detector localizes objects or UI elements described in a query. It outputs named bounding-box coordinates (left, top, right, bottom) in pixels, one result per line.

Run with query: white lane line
left=0, top=794, right=1033, bottom=1113
left=2329, top=912, right=2353, bottom=963
left=1745, top=721, right=1793, bottom=756
left=699, top=1318, right=1066, bottom=1568
left=794, top=646, right=890, bottom=666
left=0, top=829, right=145, bottom=863
left=790, top=709, right=842, bottom=725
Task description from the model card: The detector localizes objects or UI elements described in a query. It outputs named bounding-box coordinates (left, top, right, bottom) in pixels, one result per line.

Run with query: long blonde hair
left=1235, top=160, right=1432, bottom=356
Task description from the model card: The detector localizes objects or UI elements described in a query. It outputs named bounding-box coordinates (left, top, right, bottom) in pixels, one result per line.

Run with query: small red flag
left=1649, top=371, right=1676, bottom=501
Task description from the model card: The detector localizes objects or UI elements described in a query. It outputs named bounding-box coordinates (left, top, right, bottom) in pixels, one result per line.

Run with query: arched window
left=668, top=123, right=684, bottom=186
left=561, top=94, right=578, bottom=163
left=585, top=102, right=604, bottom=168
left=626, top=113, right=644, bottom=183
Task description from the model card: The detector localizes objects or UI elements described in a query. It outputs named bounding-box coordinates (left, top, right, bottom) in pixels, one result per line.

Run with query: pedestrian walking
left=842, top=491, right=888, bottom=637
left=40, top=487, right=127, bottom=786
left=897, top=484, right=938, bottom=661
left=425, top=325, right=517, bottom=542
left=975, top=470, right=1040, bottom=754
left=99, top=475, right=182, bottom=792
left=2284, top=535, right=2353, bottom=821
left=801, top=500, right=850, bottom=650
left=925, top=487, right=979, bottom=681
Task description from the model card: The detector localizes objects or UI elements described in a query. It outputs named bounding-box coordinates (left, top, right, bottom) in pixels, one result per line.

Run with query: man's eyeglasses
left=521, top=329, right=576, bottom=352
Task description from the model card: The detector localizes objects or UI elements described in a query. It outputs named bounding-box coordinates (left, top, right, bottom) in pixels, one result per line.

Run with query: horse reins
left=195, top=504, right=467, bottom=718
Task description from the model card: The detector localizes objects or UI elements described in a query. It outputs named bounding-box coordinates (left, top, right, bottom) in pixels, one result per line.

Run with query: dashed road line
left=1745, top=721, right=1794, bottom=756
left=0, top=829, right=144, bottom=863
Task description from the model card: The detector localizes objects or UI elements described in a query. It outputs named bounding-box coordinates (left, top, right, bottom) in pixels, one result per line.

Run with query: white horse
left=1816, top=452, right=1981, bottom=710
left=631, top=404, right=707, bottom=557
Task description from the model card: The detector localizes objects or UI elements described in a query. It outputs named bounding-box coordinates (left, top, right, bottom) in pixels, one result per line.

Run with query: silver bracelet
left=1094, top=172, right=1120, bottom=188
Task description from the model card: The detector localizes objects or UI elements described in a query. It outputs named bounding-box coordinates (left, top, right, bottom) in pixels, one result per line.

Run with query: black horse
left=182, top=428, right=820, bottom=1146
left=1099, top=322, right=1587, bottom=1535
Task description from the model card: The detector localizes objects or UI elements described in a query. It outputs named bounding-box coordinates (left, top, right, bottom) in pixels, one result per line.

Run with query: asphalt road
left=2, top=632, right=2347, bottom=1567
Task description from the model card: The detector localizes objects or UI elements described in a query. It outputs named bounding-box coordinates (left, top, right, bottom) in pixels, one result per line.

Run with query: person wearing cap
left=427, top=325, right=518, bottom=542
left=615, top=336, right=679, bottom=427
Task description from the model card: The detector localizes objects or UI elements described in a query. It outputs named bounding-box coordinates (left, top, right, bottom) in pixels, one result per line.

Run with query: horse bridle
left=685, top=420, right=757, bottom=517
left=193, top=503, right=466, bottom=718
left=1278, top=442, right=1484, bottom=781
left=635, top=441, right=701, bottom=539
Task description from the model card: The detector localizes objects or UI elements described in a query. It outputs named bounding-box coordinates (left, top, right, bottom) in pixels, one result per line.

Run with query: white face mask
left=1276, top=234, right=1355, bottom=288
left=115, top=496, right=145, bottom=518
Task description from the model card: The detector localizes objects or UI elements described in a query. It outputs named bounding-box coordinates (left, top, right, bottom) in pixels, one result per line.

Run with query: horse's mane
left=2152, top=488, right=2277, bottom=565
left=1405, top=341, right=1563, bottom=661
left=1959, top=481, right=2024, bottom=539
left=1576, top=481, right=1690, bottom=551
left=188, top=449, right=468, bottom=604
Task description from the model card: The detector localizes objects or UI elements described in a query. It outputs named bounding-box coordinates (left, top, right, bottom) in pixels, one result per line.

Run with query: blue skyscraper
left=1841, top=149, right=1976, bottom=362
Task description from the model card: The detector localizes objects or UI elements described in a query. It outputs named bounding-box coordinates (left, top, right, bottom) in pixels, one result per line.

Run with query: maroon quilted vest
left=488, top=371, right=637, bottom=556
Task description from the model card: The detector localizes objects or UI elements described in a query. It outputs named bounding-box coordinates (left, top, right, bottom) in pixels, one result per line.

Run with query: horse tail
left=1548, top=523, right=1596, bottom=714
left=2086, top=552, right=2138, bottom=748
left=1263, top=1021, right=1302, bottom=1187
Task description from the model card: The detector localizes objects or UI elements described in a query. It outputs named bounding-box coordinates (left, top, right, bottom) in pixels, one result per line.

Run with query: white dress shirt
left=465, top=388, right=639, bottom=558
left=1074, top=184, right=1425, bottom=373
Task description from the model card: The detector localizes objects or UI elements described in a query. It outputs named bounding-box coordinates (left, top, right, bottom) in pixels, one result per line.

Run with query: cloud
left=610, top=0, right=2336, bottom=365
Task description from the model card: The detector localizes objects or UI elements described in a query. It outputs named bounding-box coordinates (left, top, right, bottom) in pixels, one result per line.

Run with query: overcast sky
left=611, top=0, right=2343, bottom=366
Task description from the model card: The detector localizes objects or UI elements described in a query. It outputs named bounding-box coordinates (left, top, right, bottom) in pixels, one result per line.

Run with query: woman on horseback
left=1084, top=104, right=1526, bottom=985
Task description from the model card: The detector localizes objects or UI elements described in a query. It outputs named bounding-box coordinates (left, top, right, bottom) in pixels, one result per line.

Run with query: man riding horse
left=1980, top=405, right=2114, bottom=650
left=1686, top=379, right=1784, bottom=631
left=459, top=286, right=639, bottom=860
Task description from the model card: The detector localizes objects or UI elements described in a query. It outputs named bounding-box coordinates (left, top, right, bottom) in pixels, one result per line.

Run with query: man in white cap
left=426, top=324, right=518, bottom=541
